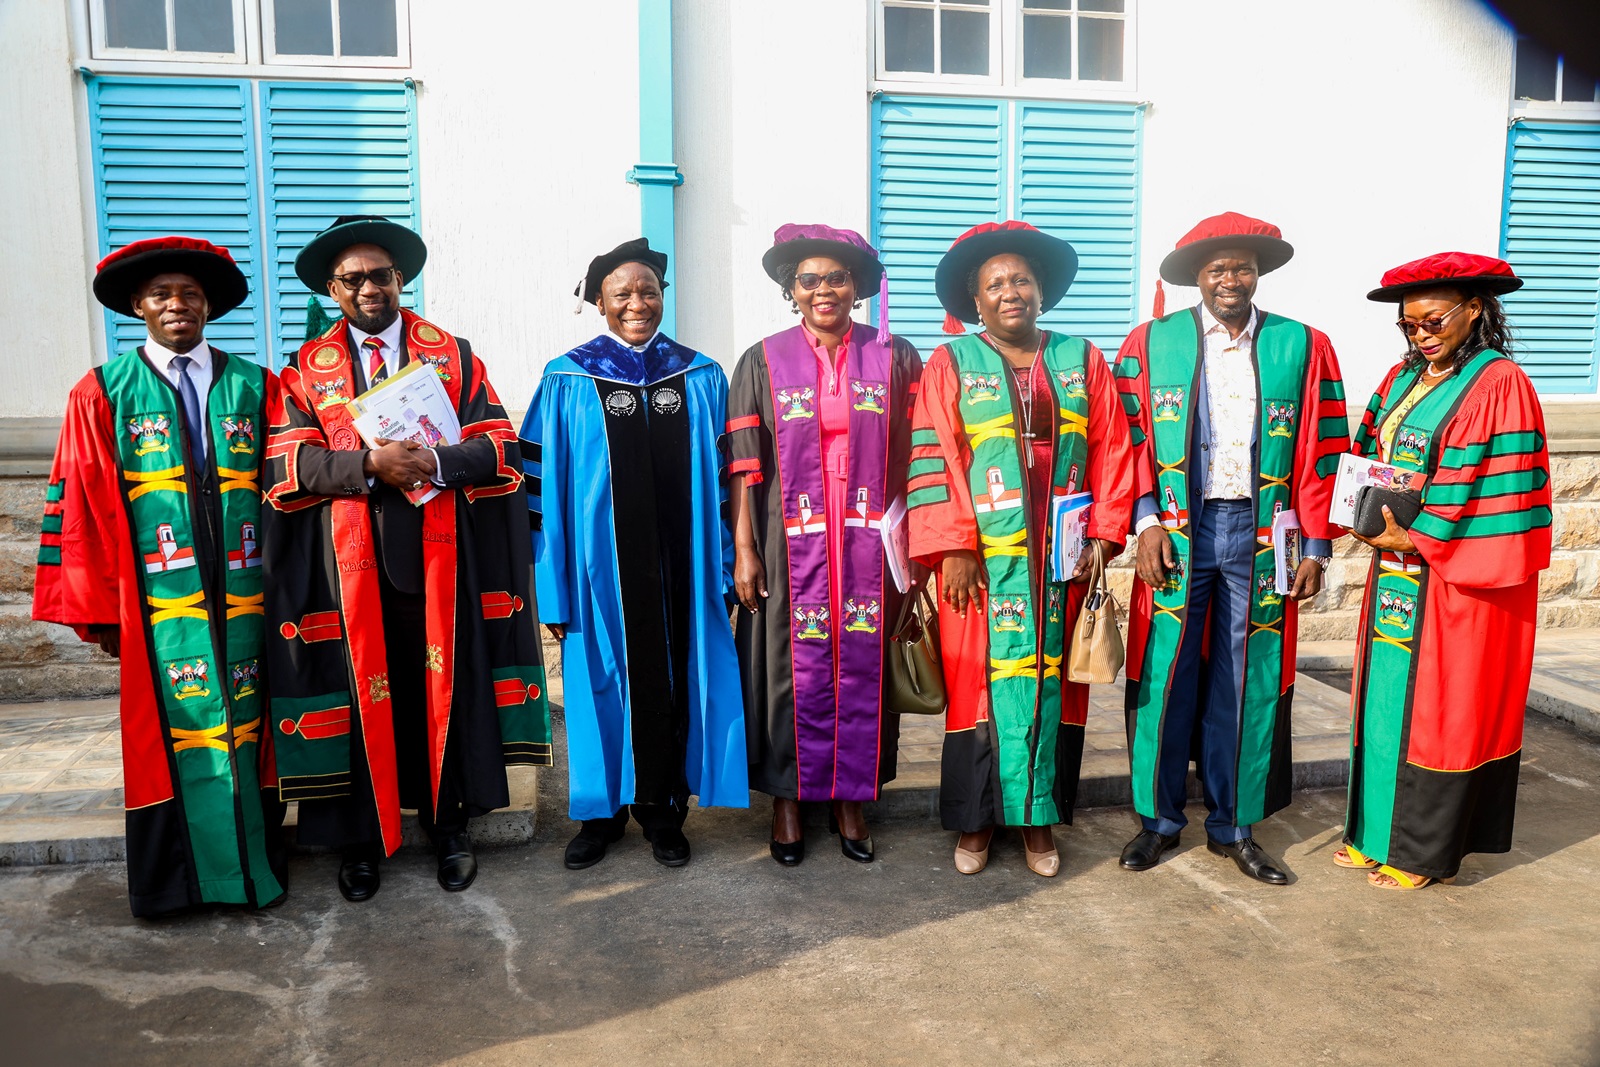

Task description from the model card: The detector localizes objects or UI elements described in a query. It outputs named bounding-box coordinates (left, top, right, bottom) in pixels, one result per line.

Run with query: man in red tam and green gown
left=1114, top=212, right=1350, bottom=884
left=33, top=236, right=287, bottom=917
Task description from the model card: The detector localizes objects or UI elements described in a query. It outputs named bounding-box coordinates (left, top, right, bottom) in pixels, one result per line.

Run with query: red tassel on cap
left=942, top=312, right=965, bottom=335
left=1151, top=279, right=1166, bottom=320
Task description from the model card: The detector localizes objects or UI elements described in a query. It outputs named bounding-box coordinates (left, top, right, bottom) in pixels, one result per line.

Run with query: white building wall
left=410, top=0, right=643, bottom=412
left=0, top=0, right=97, bottom=418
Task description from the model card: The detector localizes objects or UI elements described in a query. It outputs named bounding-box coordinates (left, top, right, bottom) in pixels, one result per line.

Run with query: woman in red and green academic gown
left=33, top=236, right=287, bottom=917
left=727, top=223, right=922, bottom=866
left=908, top=222, right=1135, bottom=878
left=1340, top=252, right=1552, bottom=890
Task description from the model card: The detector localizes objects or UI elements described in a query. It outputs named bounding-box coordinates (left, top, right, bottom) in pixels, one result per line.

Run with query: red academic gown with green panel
left=1344, top=353, right=1551, bottom=879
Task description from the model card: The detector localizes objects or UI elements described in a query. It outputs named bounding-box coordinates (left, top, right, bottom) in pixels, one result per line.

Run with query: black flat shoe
left=643, top=825, right=691, bottom=867
left=828, top=809, right=875, bottom=863
left=337, top=857, right=381, bottom=902
left=770, top=837, right=805, bottom=866
left=564, top=816, right=627, bottom=870
left=435, top=831, right=478, bottom=892
left=1207, top=836, right=1289, bottom=885
left=1119, top=829, right=1180, bottom=871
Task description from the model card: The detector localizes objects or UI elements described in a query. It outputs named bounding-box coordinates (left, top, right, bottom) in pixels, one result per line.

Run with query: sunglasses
left=331, top=267, right=398, bottom=291
left=795, top=269, right=852, bottom=291
left=1396, top=299, right=1468, bottom=337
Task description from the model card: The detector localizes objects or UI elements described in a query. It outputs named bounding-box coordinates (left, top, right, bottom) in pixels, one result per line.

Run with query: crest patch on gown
left=166, top=659, right=212, bottom=701
left=1256, top=571, right=1283, bottom=606
left=842, top=598, right=881, bottom=634
left=1266, top=401, right=1298, bottom=439
left=974, top=466, right=1023, bottom=514
left=990, top=597, right=1028, bottom=633
left=1152, top=388, right=1185, bottom=423
left=776, top=387, right=816, bottom=421
left=1056, top=369, right=1088, bottom=400
left=961, top=373, right=1002, bottom=404
left=143, top=522, right=196, bottom=573
left=310, top=377, right=350, bottom=410
left=230, top=658, right=260, bottom=698
left=228, top=521, right=262, bottom=570
left=604, top=389, right=639, bottom=417
left=851, top=380, right=887, bottom=413
left=651, top=386, right=683, bottom=414
left=1377, top=588, right=1418, bottom=635
left=418, top=351, right=452, bottom=382
left=221, top=415, right=256, bottom=454
left=793, top=604, right=831, bottom=641
left=1393, top=428, right=1429, bottom=466
left=127, top=413, right=172, bottom=457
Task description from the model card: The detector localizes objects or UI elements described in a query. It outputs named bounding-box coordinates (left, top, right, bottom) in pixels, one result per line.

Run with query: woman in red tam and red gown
left=1340, top=252, right=1552, bottom=890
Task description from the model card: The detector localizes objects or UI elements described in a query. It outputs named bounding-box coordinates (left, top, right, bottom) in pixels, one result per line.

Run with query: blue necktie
left=170, top=355, right=207, bottom=466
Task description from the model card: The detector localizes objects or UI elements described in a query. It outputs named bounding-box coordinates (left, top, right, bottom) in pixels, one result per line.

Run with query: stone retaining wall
left=2, top=410, right=1594, bottom=701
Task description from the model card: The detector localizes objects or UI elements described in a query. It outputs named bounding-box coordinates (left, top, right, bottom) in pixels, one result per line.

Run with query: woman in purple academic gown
left=726, top=224, right=923, bottom=865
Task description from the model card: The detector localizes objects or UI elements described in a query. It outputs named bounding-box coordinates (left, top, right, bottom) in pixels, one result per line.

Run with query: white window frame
left=260, top=0, right=411, bottom=69
left=82, top=0, right=410, bottom=74
left=88, top=0, right=251, bottom=64
left=876, top=1, right=1003, bottom=88
left=1510, top=37, right=1600, bottom=121
left=871, top=0, right=1138, bottom=101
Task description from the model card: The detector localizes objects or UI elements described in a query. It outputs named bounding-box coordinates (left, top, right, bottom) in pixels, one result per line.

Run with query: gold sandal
left=1368, top=864, right=1454, bottom=891
left=1333, top=845, right=1378, bottom=870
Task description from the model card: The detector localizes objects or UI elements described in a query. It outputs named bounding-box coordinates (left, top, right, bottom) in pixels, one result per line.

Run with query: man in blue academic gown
left=521, top=238, right=747, bottom=869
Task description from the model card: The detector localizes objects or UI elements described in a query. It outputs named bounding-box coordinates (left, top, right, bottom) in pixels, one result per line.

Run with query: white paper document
left=345, top=361, right=462, bottom=506
left=1329, top=453, right=1430, bottom=528
left=1049, top=491, right=1094, bottom=583
left=880, top=494, right=912, bottom=594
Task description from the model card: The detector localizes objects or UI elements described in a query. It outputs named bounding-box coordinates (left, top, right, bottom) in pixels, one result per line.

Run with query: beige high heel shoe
left=1022, top=828, right=1060, bottom=878
left=954, top=829, right=993, bottom=875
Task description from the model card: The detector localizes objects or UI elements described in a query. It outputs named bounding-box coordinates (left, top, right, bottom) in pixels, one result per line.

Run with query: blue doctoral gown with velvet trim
left=521, top=333, right=748, bottom=819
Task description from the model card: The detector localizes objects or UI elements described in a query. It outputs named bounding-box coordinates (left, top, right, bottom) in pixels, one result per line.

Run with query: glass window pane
left=1079, top=0, right=1125, bottom=11
left=339, top=0, right=399, bottom=57
left=275, top=0, right=335, bottom=55
left=884, top=6, right=935, bottom=72
left=1024, top=0, right=1072, bottom=9
left=1023, top=14, right=1072, bottom=79
left=1565, top=62, right=1600, bottom=103
left=941, top=9, right=990, bottom=76
left=103, top=0, right=168, bottom=50
left=1514, top=37, right=1558, bottom=100
left=1078, top=16, right=1124, bottom=81
left=174, top=0, right=235, bottom=52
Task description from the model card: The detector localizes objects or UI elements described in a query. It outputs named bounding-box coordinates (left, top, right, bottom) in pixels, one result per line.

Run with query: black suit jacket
left=287, top=329, right=501, bottom=594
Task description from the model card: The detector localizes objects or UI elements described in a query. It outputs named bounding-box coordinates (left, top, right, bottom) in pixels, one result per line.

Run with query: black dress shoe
left=770, top=836, right=805, bottom=866
left=337, top=857, right=381, bottom=902
left=1120, top=829, right=1180, bottom=871
left=564, top=817, right=627, bottom=870
left=643, top=825, right=691, bottom=867
left=1207, top=836, right=1289, bottom=885
left=435, top=831, right=478, bottom=892
left=827, top=809, right=874, bottom=863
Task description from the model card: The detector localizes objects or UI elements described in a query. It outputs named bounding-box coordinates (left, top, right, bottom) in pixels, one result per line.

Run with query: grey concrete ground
left=2, top=708, right=1598, bottom=1067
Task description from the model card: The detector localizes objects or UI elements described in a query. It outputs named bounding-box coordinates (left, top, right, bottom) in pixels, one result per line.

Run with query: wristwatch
left=1306, top=555, right=1332, bottom=570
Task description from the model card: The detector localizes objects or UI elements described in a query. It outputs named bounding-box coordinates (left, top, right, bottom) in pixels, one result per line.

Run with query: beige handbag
left=1066, top=540, right=1124, bottom=684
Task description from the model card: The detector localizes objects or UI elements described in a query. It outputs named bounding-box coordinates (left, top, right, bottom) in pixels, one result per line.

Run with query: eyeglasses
left=1396, top=300, right=1467, bottom=337
left=795, top=270, right=852, bottom=291
left=331, top=267, right=398, bottom=291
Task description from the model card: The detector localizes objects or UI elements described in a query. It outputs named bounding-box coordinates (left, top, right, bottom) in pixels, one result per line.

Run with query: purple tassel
left=876, top=271, right=891, bottom=345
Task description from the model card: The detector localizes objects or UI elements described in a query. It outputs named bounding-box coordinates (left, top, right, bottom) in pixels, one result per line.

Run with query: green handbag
left=886, top=577, right=946, bottom=715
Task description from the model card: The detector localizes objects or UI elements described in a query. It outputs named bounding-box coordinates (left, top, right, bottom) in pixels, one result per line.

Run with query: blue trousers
left=1142, top=498, right=1254, bottom=843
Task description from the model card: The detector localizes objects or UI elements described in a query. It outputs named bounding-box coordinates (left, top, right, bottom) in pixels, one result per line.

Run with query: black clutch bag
left=1353, top=485, right=1423, bottom=538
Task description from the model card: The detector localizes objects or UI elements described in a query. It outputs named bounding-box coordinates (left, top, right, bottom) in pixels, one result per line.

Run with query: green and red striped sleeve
left=1411, top=360, right=1552, bottom=588
left=1112, top=321, right=1156, bottom=501
left=1293, top=328, right=1350, bottom=540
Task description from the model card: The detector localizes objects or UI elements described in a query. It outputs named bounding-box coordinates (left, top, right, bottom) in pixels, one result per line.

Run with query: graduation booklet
left=1272, top=508, right=1302, bottom=595
left=345, top=361, right=462, bottom=507
left=1049, top=491, right=1094, bottom=583
left=1329, top=453, right=1428, bottom=528
left=880, top=494, right=913, bottom=594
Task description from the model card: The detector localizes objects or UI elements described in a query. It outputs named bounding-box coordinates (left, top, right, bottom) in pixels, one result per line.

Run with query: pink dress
left=801, top=323, right=851, bottom=658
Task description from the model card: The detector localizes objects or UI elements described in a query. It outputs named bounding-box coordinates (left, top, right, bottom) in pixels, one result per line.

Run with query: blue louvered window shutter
left=1501, top=120, right=1600, bottom=394
left=1017, top=102, right=1142, bottom=357
left=260, top=81, right=423, bottom=368
left=873, top=95, right=1142, bottom=361
left=872, top=96, right=1008, bottom=356
left=87, top=77, right=269, bottom=364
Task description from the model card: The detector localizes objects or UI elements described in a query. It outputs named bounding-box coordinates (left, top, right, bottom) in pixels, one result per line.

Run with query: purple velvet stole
left=763, top=323, right=891, bottom=801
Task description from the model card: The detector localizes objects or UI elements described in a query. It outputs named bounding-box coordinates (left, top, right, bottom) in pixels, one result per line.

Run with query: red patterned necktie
left=364, top=336, right=387, bottom=386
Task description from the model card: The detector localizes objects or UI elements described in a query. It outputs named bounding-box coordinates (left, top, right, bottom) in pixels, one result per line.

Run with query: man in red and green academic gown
left=1114, top=212, right=1350, bottom=884
left=262, top=215, right=550, bottom=902
left=34, top=236, right=287, bottom=917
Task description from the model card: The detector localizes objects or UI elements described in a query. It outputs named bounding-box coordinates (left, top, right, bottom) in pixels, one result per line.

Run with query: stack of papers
left=1329, top=454, right=1428, bottom=528
left=345, top=361, right=462, bottom=506
left=1272, top=508, right=1302, bottom=595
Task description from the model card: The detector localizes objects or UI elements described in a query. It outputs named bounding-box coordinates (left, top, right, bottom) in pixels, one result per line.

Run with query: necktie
left=170, top=355, right=207, bottom=466
left=364, top=336, right=387, bottom=387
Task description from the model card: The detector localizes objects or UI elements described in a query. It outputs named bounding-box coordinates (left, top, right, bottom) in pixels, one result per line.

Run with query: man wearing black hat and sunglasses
left=262, top=216, right=551, bottom=902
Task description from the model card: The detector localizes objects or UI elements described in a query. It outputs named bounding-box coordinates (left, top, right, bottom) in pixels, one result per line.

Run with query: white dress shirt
left=1198, top=303, right=1260, bottom=501
left=143, top=335, right=213, bottom=427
